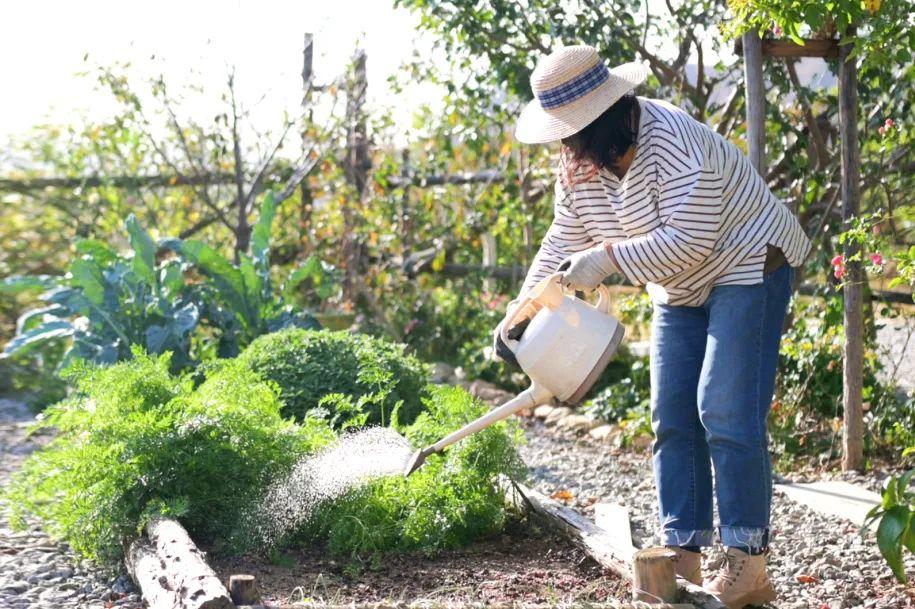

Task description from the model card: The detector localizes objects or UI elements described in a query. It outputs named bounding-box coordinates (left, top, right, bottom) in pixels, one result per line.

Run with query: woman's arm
left=520, top=179, right=593, bottom=294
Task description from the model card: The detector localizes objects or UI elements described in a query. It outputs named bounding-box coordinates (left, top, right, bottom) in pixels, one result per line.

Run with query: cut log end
left=228, top=574, right=260, bottom=605
left=632, top=547, right=678, bottom=604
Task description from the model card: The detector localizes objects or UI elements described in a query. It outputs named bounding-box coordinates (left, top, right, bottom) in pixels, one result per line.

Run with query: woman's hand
left=558, top=242, right=618, bottom=291
left=491, top=299, right=541, bottom=366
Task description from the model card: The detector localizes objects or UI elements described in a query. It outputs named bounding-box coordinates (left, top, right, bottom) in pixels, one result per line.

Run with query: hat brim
left=515, top=61, right=650, bottom=144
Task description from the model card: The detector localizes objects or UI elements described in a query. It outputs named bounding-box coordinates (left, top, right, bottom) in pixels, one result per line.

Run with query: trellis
left=740, top=29, right=864, bottom=471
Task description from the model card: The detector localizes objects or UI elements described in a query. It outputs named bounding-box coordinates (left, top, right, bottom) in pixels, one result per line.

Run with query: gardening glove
left=491, top=298, right=541, bottom=368
left=558, top=242, right=618, bottom=292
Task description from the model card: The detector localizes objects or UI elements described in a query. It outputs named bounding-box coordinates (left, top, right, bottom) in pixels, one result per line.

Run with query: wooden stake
left=741, top=31, right=766, bottom=175
left=227, top=574, right=259, bottom=605
left=838, top=26, right=864, bottom=472
left=632, top=547, right=678, bottom=604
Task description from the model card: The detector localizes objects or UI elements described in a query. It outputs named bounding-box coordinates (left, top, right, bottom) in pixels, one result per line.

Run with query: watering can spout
left=403, top=383, right=552, bottom=477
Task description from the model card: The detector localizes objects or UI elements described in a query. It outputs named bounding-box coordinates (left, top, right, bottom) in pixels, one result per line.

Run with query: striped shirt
left=522, top=97, right=811, bottom=306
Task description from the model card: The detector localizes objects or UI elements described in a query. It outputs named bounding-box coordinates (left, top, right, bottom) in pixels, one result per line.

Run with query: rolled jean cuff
left=659, top=528, right=715, bottom=547
left=719, top=526, right=769, bottom=551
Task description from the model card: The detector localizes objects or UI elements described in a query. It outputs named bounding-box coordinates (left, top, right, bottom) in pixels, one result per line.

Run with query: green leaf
left=75, top=239, right=118, bottom=266
left=126, top=214, right=157, bottom=286
left=884, top=476, right=900, bottom=509
left=16, top=305, right=68, bottom=335
left=251, top=191, right=276, bottom=270
left=0, top=275, right=57, bottom=295
left=159, top=238, right=252, bottom=330
left=69, top=258, right=108, bottom=306
left=1, top=320, right=74, bottom=358
left=876, top=506, right=909, bottom=583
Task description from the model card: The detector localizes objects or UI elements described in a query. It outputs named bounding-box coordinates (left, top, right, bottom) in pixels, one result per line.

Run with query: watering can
left=403, top=272, right=625, bottom=477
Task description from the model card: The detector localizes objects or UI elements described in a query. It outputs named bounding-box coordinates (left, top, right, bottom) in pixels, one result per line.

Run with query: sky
left=0, top=0, right=443, bottom=154
left=1, top=0, right=830, bottom=168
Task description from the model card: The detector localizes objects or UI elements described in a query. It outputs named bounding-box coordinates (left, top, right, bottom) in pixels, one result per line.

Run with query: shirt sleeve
left=520, top=179, right=594, bottom=294
left=610, top=150, right=722, bottom=285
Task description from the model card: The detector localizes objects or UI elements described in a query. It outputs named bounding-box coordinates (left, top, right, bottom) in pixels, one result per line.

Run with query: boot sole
left=726, top=581, right=776, bottom=608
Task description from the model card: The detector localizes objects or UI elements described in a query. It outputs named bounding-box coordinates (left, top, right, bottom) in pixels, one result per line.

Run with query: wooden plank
left=775, top=480, right=880, bottom=526
left=838, top=24, right=864, bottom=472
left=595, top=503, right=636, bottom=553
left=505, top=480, right=726, bottom=609
left=734, top=38, right=840, bottom=58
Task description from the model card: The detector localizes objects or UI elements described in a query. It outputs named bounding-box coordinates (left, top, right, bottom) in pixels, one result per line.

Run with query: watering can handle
left=499, top=273, right=612, bottom=349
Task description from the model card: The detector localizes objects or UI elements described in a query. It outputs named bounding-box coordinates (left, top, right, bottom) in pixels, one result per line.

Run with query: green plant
left=4, top=349, right=331, bottom=563
left=299, top=384, right=526, bottom=557
left=584, top=348, right=652, bottom=443
left=239, top=328, right=430, bottom=427
left=863, top=469, right=915, bottom=583
left=160, top=192, right=326, bottom=358
left=0, top=215, right=201, bottom=372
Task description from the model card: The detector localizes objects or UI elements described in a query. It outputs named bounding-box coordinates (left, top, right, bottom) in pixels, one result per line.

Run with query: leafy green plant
left=863, top=469, right=915, bottom=583
left=4, top=349, right=330, bottom=563
left=239, top=328, right=430, bottom=427
left=160, top=192, right=325, bottom=358
left=299, top=384, right=526, bottom=556
left=0, top=215, right=201, bottom=372
left=585, top=348, right=652, bottom=444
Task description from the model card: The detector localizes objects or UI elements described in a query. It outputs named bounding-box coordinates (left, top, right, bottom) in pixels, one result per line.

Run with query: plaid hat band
left=537, top=62, right=609, bottom=110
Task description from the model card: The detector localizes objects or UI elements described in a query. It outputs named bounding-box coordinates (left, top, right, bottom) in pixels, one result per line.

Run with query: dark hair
left=560, top=92, right=640, bottom=187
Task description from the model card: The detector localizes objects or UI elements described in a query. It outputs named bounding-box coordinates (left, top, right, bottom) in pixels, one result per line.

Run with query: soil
left=210, top=524, right=626, bottom=607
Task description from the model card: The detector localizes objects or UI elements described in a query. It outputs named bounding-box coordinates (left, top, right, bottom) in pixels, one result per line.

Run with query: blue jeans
left=649, top=263, right=794, bottom=551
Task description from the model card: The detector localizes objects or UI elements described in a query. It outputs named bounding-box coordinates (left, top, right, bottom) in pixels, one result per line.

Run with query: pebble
left=519, top=418, right=915, bottom=609
left=0, top=399, right=142, bottom=609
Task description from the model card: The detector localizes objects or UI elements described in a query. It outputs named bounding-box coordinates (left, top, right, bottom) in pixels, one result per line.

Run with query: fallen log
left=506, top=480, right=727, bottom=609
left=127, top=517, right=234, bottom=609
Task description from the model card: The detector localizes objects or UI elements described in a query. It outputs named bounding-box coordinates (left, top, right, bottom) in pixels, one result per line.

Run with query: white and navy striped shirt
left=522, top=97, right=811, bottom=306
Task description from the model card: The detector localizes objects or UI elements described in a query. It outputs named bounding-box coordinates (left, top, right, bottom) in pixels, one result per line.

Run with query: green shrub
left=299, top=384, right=526, bottom=556
left=240, top=328, right=430, bottom=427
left=4, top=348, right=331, bottom=563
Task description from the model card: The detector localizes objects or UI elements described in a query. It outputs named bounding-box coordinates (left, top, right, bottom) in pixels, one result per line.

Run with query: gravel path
left=518, top=419, right=915, bottom=609
left=0, top=398, right=141, bottom=609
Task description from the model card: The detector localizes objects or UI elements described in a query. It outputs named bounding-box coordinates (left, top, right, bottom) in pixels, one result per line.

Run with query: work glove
left=491, top=298, right=541, bottom=368
left=558, top=243, right=618, bottom=292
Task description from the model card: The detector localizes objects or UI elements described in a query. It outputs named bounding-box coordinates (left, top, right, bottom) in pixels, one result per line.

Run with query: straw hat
left=515, top=45, right=650, bottom=144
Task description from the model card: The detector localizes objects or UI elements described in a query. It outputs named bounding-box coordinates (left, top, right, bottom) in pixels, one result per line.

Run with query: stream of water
left=243, top=426, right=414, bottom=549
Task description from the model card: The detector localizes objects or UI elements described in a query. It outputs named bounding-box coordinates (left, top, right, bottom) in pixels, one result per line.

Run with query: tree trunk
left=838, top=27, right=864, bottom=472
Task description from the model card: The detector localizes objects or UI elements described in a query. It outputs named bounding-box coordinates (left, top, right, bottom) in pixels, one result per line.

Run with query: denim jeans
left=649, top=263, right=794, bottom=551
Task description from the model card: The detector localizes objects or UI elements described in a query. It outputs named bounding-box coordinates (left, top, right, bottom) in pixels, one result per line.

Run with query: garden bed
left=210, top=525, right=625, bottom=606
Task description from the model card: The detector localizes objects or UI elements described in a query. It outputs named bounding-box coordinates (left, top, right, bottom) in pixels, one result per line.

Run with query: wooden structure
left=740, top=29, right=864, bottom=471
left=506, top=479, right=727, bottom=608
left=126, top=517, right=234, bottom=609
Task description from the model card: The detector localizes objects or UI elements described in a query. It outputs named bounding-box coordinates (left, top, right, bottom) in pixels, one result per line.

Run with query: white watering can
left=403, top=272, right=625, bottom=476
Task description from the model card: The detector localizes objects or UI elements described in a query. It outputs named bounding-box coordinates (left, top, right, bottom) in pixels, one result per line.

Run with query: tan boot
left=668, top=546, right=702, bottom=585
left=705, top=547, right=776, bottom=609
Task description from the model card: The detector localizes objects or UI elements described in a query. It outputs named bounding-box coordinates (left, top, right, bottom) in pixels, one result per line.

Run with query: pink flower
left=872, top=224, right=881, bottom=235
left=833, top=265, right=845, bottom=280
left=773, top=24, right=782, bottom=37
left=871, top=253, right=883, bottom=266
left=885, top=118, right=894, bottom=128
left=403, top=319, right=421, bottom=335
left=878, top=126, right=886, bottom=136
left=831, top=254, right=844, bottom=266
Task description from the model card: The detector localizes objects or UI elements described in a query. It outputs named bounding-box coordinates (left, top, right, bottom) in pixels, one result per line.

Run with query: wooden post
left=227, top=574, right=259, bottom=605
left=741, top=31, right=766, bottom=174
left=343, top=49, right=369, bottom=302
left=400, top=149, right=412, bottom=258
left=838, top=27, right=864, bottom=472
left=632, top=547, right=678, bottom=604
left=482, top=232, right=497, bottom=292
left=300, top=33, right=315, bottom=253
left=516, top=147, right=535, bottom=266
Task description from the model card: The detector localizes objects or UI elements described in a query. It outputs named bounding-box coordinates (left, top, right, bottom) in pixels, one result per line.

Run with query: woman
left=495, top=45, right=810, bottom=609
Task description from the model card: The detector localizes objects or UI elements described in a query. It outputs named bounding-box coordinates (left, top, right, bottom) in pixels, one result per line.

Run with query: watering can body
left=404, top=273, right=624, bottom=476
